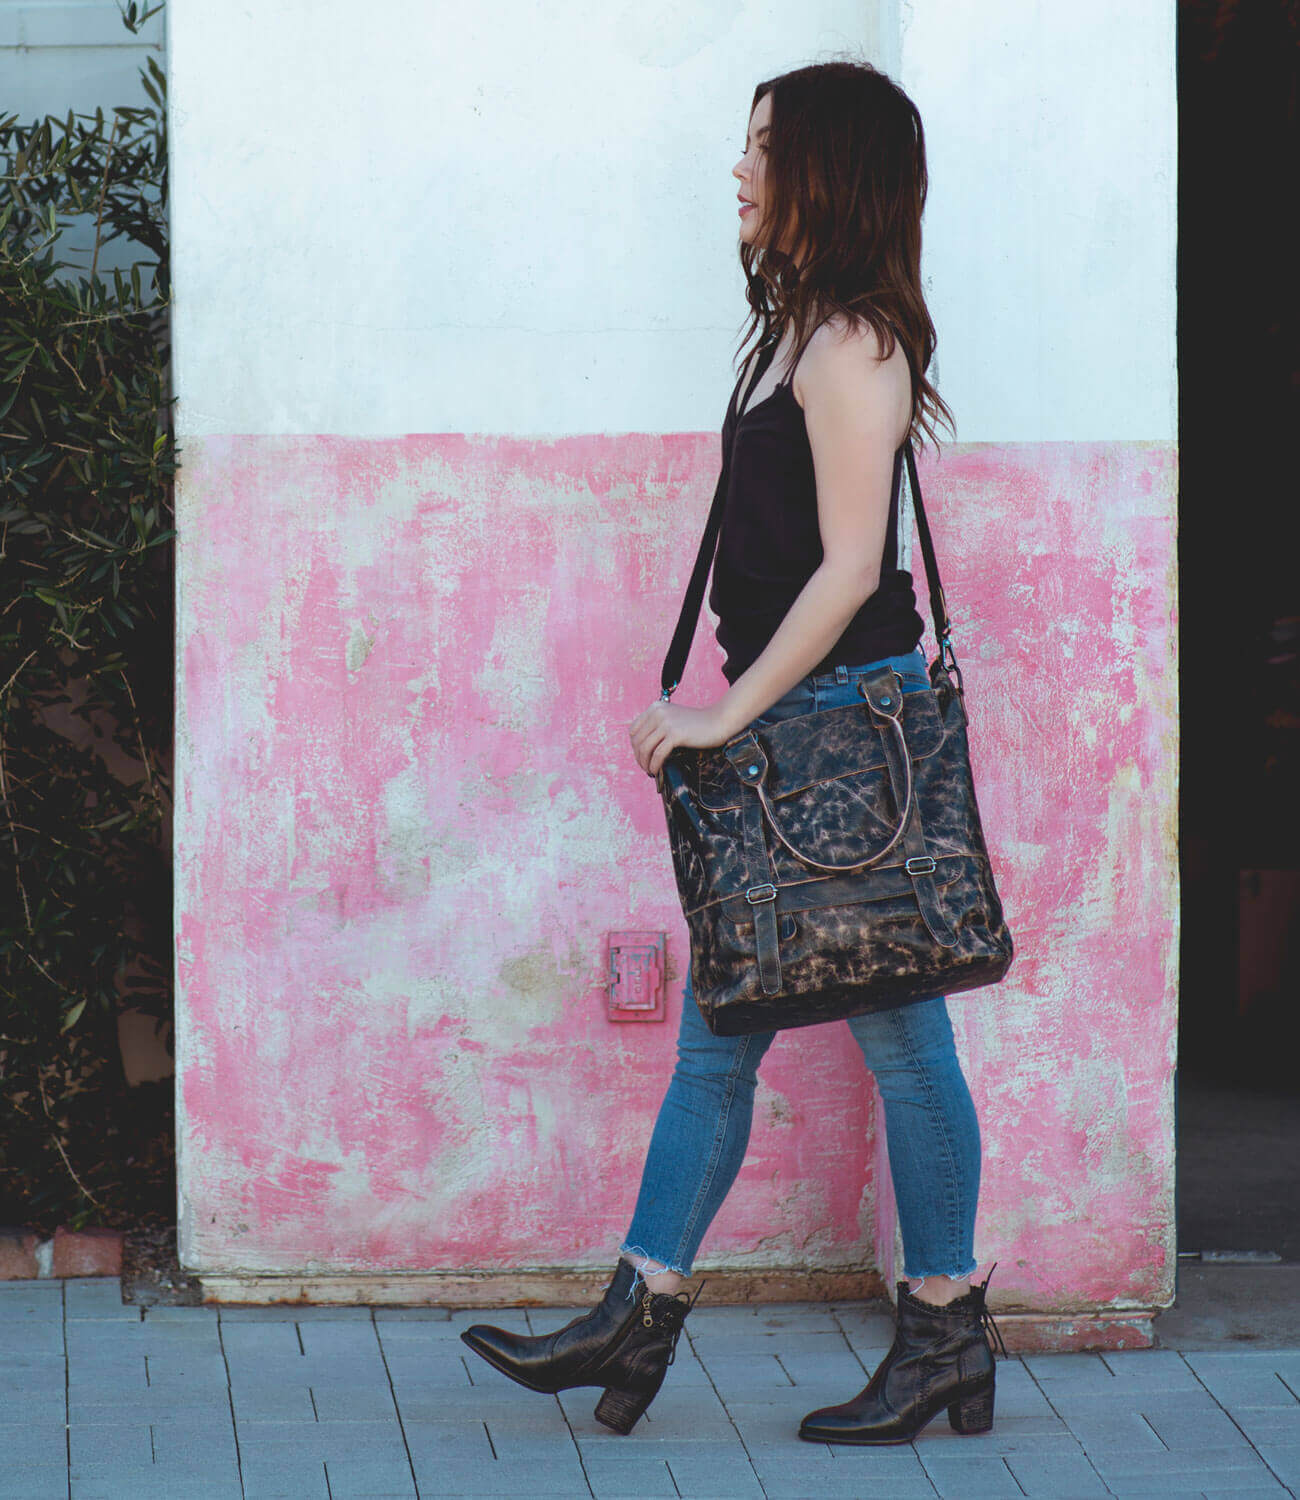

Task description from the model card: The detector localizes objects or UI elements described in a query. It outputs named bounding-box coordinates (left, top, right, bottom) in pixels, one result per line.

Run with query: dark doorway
left=1176, top=0, right=1299, bottom=1268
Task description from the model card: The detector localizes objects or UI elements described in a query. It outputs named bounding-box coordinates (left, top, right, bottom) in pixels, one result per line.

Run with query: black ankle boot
left=799, top=1265, right=1009, bottom=1445
left=460, top=1259, right=704, bottom=1435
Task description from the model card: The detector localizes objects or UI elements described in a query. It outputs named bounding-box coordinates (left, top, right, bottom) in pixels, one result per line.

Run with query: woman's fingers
left=638, top=723, right=670, bottom=776
left=629, top=702, right=671, bottom=777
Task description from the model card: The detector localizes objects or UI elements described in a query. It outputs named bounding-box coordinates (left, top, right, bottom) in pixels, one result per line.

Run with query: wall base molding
left=196, top=1269, right=1157, bottom=1351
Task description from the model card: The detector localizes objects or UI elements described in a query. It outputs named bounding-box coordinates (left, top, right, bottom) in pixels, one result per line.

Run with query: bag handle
left=756, top=702, right=915, bottom=873
left=659, top=434, right=956, bottom=699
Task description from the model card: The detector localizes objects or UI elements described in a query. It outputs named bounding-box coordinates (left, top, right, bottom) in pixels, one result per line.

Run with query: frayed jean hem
left=904, top=1257, right=980, bottom=1281
left=618, top=1243, right=689, bottom=1300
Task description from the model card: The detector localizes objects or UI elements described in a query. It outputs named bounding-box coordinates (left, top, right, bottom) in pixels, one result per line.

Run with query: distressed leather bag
left=657, top=441, right=1014, bottom=1036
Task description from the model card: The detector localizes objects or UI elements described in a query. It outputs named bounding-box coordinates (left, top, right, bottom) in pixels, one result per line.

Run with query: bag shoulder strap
left=660, top=436, right=954, bottom=698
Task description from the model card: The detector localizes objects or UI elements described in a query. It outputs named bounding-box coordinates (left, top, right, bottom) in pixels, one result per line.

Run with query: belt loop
left=834, top=664, right=849, bottom=685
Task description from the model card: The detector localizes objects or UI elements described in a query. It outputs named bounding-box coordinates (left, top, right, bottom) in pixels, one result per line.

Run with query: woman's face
left=733, top=92, right=772, bottom=247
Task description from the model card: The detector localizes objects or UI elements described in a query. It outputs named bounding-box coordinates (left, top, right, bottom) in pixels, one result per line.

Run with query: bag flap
left=683, top=688, right=947, bottom=811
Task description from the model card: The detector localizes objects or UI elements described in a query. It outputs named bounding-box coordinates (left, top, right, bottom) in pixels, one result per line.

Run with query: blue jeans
left=620, top=648, right=982, bottom=1290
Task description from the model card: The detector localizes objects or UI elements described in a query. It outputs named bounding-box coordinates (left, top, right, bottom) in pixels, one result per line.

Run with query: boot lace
left=975, top=1261, right=1010, bottom=1359
left=640, top=1279, right=706, bottom=1367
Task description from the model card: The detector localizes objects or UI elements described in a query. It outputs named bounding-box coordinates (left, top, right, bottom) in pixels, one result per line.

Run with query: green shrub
left=1, top=3, right=176, bottom=1230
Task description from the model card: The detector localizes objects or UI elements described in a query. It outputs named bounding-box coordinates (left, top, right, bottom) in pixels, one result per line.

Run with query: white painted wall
left=167, top=1, right=1174, bottom=443
left=901, top=0, right=1176, bottom=444
left=167, top=0, right=888, bottom=439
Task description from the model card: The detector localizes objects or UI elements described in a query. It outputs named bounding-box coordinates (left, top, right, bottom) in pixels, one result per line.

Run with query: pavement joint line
left=1182, top=1347, right=1299, bottom=1496
left=544, top=1352, right=595, bottom=1499
left=372, top=1304, right=423, bottom=1498
left=1017, top=1348, right=1113, bottom=1495
left=214, top=1298, right=247, bottom=1498
left=683, top=1318, right=779, bottom=1494
left=1138, top=1408, right=1171, bottom=1449
left=999, top=1452, right=1029, bottom=1496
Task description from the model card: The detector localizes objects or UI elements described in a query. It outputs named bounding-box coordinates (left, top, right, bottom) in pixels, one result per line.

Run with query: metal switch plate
left=607, top=931, right=666, bottom=1022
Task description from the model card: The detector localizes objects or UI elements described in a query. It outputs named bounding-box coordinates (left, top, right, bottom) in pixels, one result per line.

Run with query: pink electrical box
left=606, top=931, right=667, bottom=1022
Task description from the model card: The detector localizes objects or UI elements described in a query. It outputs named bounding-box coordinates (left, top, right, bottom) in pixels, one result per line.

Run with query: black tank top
left=707, top=338, right=925, bottom=684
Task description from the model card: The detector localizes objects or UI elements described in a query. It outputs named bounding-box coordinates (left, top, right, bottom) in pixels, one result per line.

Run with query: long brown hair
left=740, top=60, right=954, bottom=447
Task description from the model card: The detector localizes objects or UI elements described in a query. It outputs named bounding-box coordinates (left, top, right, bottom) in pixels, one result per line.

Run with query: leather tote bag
left=657, top=441, right=1014, bottom=1036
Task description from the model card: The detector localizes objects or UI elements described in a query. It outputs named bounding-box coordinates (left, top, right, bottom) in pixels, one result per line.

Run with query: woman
left=462, top=59, right=1001, bottom=1444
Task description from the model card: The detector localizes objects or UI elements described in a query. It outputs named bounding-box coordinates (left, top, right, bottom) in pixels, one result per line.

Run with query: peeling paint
left=175, top=435, right=1177, bottom=1313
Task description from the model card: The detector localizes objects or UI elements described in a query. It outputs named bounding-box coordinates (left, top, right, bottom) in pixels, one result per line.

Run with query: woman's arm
left=630, top=316, right=913, bottom=777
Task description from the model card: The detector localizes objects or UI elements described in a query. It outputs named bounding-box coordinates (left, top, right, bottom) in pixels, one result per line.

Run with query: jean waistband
left=809, top=649, right=928, bottom=688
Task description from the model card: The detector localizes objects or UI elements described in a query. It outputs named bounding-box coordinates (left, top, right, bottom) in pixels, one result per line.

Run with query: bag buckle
left=745, top=883, right=778, bottom=904
left=905, top=856, right=937, bottom=875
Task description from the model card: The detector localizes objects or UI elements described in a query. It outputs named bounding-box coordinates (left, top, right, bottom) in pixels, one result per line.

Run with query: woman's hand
left=629, top=700, right=733, bottom=778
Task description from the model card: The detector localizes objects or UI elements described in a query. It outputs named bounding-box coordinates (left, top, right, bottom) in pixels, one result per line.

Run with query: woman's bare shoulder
left=794, top=312, right=909, bottom=402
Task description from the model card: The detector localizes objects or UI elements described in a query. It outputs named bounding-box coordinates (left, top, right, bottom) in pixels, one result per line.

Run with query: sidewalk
left=2, top=1277, right=1298, bottom=1499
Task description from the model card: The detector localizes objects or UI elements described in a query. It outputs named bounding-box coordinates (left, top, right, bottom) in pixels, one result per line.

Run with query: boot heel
left=595, top=1385, right=653, bottom=1435
left=948, top=1384, right=994, bottom=1434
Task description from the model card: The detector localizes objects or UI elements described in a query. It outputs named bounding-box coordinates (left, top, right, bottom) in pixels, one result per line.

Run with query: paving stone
left=297, top=1320, right=384, bottom=1357
left=397, top=1382, right=560, bottom=1421
left=1195, top=1483, right=1294, bottom=1499
left=1087, top=1442, right=1282, bottom=1480
left=69, top=1462, right=243, bottom=1498
left=687, top=1329, right=855, bottom=1359
left=412, top=1453, right=591, bottom=1494
left=1025, top=1350, right=1202, bottom=1393
left=68, top=1419, right=159, bottom=1466
left=581, top=1453, right=679, bottom=1497
left=72, top=1396, right=233, bottom=1427
left=0, top=1469, right=68, bottom=1500
left=0, top=1422, right=68, bottom=1465
left=1253, top=1440, right=1300, bottom=1484
left=445, top=1307, right=534, bottom=1334
left=377, top=1324, right=469, bottom=1351
left=1185, top=1350, right=1300, bottom=1407
left=218, top=1303, right=375, bottom=1321
left=576, top=1433, right=753, bottom=1464
left=921, top=1415, right=1080, bottom=1454
left=915, top=1449, right=1029, bottom=1495
left=228, top=1381, right=316, bottom=1422
left=374, top=1304, right=454, bottom=1321
left=1140, top=1400, right=1258, bottom=1452
left=149, top=1422, right=240, bottom=1462
left=239, top=1453, right=332, bottom=1497
left=136, top=1302, right=217, bottom=1322
left=1002, top=1450, right=1111, bottom=1495
left=0, top=1320, right=64, bottom=1355
left=694, top=1351, right=801, bottom=1397
left=321, top=1455, right=418, bottom=1497
left=664, top=1452, right=767, bottom=1497
left=63, top=1278, right=131, bottom=1317
left=401, top=1416, right=496, bottom=1462
left=308, top=1380, right=400, bottom=1422
left=219, top=1319, right=306, bottom=1357
left=235, top=1416, right=408, bottom=1460
left=227, top=1370, right=327, bottom=1408
left=382, top=1348, right=478, bottom=1387
left=130, top=1348, right=231, bottom=1381
left=754, top=1453, right=934, bottom=1497
left=753, top=1344, right=864, bottom=1380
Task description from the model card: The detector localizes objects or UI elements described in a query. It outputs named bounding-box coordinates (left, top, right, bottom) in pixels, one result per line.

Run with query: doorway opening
left=1176, top=0, right=1299, bottom=1274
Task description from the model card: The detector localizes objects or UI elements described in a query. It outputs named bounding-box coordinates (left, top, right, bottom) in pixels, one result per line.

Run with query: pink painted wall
left=176, top=434, right=1177, bottom=1311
